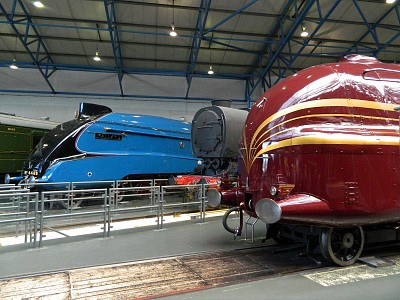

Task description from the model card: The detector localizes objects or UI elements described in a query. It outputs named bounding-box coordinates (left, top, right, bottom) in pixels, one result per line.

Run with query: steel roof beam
left=377, top=5, right=400, bottom=53
left=104, top=0, right=124, bottom=96
left=253, top=0, right=400, bottom=97
left=248, top=0, right=316, bottom=98
left=249, top=0, right=296, bottom=75
left=249, top=0, right=400, bottom=100
left=201, top=37, right=260, bottom=54
left=351, top=0, right=380, bottom=46
left=10, top=9, right=400, bottom=40
left=203, top=0, right=259, bottom=35
left=0, top=88, right=246, bottom=103
left=185, top=0, right=211, bottom=98
left=346, top=2, right=400, bottom=56
left=0, top=19, right=286, bottom=47
left=187, top=0, right=259, bottom=100
left=0, top=0, right=56, bottom=93
left=259, top=0, right=342, bottom=90
left=0, top=60, right=251, bottom=79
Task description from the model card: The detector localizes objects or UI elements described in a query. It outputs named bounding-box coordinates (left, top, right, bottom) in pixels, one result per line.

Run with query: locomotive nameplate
left=24, top=169, right=39, bottom=176
left=95, top=133, right=123, bottom=140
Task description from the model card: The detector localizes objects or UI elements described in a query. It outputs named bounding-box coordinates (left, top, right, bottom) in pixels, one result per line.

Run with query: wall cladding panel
left=123, top=74, right=187, bottom=97
left=0, top=93, right=211, bottom=123
left=0, top=68, right=251, bottom=124
left=0, top=68, right=51, bottom=92
left=51, top=71, right=122, bottom=95
left=187, top=77, right=244, bottom=100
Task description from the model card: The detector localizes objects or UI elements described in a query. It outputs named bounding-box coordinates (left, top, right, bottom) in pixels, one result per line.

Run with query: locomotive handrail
left=102, top=122, right=191, bottom=136
left=50, top=153, right=87, bottom=166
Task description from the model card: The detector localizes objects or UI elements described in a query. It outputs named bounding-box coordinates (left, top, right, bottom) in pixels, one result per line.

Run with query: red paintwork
left=172, top=175, right=221, bottom=190
left=224, top=55, right=400, bottom=227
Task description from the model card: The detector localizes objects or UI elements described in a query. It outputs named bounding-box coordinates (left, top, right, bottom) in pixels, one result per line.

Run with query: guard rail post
left=32, top=192, right=39, bottom=247
left=200, top=183, right=206, bottom=223
left=38, top=192, right=45, bottom=248
left=157, top=186, right=165, bottom=229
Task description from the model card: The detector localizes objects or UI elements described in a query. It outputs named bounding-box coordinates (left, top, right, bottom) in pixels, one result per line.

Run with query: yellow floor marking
left=304, top=257, right=400, bottom=286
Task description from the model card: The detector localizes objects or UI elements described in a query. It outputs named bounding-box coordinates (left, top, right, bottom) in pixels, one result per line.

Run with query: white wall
left=0, top=67, right=264, bottom=123
left=0, top=94, right=201, bottom=123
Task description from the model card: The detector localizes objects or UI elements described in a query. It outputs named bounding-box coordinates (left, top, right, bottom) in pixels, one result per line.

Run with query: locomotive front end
left=5, top=103, right=111, bottom=185
left=212, top=55, right=400, bottom=266
left=22, top=118, right=91, bottom=183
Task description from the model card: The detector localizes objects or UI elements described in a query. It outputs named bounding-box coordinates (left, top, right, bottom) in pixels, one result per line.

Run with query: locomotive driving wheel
left=58, top=193, right=83, bottom=209
left=319, top=226, right=364, bottom=266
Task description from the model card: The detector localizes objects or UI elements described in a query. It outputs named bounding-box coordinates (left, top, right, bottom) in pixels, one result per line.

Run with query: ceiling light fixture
left=300, top=25, right=309, bottom=37
left=208, top=46, right=214, bottom=75
left=10, top=59, right=18, bottom=70
left=10, top=37, right=18, bottom=69
left=93, top=51, right=101, bottom=61
left=170, top=25, right=177, bottom=37
left=386, top=0, right=396, bottom=3
left=33, top=1, right=44, bottom=8
left=169, top=0, right=177, bottom=37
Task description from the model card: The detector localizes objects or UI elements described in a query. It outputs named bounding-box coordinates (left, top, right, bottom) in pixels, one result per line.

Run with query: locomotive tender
left=0, top=113, right=58, bottom=177
left=207, top=55, right=400, bottom=266
left=7, top=103, right=198, bottom=185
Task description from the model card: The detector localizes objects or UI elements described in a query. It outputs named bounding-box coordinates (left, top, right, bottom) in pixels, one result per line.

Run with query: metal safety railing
left=159, top=184, right=207, bottom=229
left=0, top=179, right=212, bottom=248
left=0, top=191, right=39, bottom=245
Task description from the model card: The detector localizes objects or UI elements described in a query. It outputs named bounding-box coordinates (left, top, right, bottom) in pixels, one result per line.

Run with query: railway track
left=0, top=244, right=327, bottom=299
left=1, top=239, right=400, bottom=299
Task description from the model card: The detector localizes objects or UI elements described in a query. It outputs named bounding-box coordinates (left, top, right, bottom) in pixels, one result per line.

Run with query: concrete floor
left=1, top=217, right=400, bottom=300
left=163, top=269, right=400, bottom=300
left=0, top=215, right=267, bottom=278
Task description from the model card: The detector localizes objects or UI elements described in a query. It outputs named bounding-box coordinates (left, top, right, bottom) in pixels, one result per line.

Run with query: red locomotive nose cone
left=255, top=198, right=281, bottom=224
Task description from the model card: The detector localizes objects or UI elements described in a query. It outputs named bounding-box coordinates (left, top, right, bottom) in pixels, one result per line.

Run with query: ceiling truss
left=0, top=0, right=399, bottom=104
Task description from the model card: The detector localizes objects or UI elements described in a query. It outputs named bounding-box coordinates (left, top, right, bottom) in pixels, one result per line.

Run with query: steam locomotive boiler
left=7, top=103, right=198, bottom=186
left=191, top=105, right=248, bottom=176
left=207, top=55, right=400, bottom=266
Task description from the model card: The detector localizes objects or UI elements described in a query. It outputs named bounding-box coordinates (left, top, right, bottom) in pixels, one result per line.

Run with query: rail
left=0, top=180, right=212, bottom=248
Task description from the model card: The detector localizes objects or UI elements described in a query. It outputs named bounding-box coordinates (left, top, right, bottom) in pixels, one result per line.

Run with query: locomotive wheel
left=117, top=181, right=151, bottom=202
left=268, top=224, right=294, bottom=245
left=319, top=226, right=364, bottom=266
left=58, top=194, right=83, bottom=209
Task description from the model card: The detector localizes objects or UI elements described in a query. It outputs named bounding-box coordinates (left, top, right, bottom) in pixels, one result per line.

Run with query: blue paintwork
left=39, top=153, right=196, bottom=183
left=30, top=112, right=198, bottom=184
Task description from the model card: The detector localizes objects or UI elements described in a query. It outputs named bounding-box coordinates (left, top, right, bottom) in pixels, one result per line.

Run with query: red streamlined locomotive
left=207, top=55, right=400, bottom=266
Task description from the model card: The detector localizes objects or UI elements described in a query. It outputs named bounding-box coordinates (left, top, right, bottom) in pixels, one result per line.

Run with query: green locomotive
left=0, top=113, right=58, bottom=177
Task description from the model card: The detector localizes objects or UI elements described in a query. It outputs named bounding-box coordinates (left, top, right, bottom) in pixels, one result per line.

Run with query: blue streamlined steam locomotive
left=7, top=103, right=198, bottom=184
